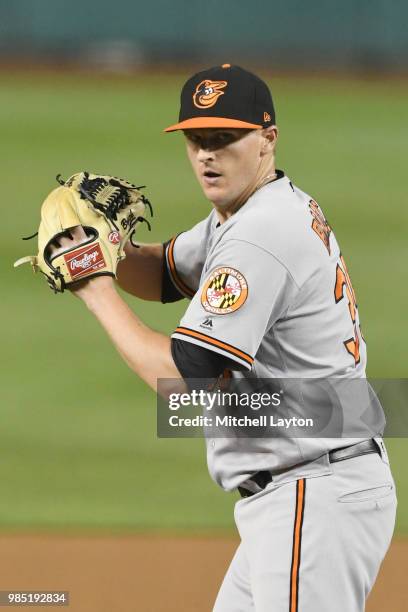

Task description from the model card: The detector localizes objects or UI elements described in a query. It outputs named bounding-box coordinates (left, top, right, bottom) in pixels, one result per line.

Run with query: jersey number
left=334, top=254, right=362, bottom=365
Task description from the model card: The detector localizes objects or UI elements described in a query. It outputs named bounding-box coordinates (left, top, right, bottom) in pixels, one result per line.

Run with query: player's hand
left=48, top=225, right=88, bottom=257
left=48, top=225, right=114, bottom=299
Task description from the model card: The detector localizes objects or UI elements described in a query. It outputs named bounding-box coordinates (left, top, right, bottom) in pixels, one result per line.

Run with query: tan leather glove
left=14, top=172, right=152, bottom=293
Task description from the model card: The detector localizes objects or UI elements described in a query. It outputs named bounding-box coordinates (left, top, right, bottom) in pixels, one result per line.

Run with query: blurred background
left=1, top=0, right=408, bottom=73
left=0, top=1, right=407, bottom=610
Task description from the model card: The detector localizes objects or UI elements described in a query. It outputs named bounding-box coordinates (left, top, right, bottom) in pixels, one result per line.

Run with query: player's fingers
left=69, top=225, right=88, bottom=242
left=49, top=225, right=88, bottom=256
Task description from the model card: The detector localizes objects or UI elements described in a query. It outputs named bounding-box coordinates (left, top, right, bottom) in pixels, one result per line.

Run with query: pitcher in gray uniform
left=67, top=64, right=397, bottom=611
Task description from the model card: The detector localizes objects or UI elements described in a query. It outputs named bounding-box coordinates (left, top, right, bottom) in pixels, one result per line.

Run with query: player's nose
left=197, top=146, right=215, bottom=162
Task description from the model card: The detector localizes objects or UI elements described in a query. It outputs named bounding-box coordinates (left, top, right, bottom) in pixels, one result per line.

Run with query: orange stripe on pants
left=290, top=479, right=306, bottom=612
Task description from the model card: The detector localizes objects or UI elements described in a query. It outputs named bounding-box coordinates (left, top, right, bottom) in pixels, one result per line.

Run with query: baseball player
left=19, top=65, right=396, bottom=611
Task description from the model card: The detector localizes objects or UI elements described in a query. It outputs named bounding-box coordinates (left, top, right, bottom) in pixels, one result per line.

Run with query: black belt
left=238, top=439, right=381, bottom=498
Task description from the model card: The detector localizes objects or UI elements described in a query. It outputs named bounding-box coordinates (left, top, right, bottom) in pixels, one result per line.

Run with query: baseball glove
left=14, top=171, right=153, bottom=293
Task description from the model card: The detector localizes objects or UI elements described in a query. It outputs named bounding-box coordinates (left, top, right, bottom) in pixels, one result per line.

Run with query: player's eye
left=185, top=131, right=237, bottom=150
left=185, top=133, right=201, bottom=146
left=213, top=132, right=235, bottom=146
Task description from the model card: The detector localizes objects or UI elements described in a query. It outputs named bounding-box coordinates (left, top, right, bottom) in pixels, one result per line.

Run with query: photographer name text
left=168, top=415, right=314, bottom=429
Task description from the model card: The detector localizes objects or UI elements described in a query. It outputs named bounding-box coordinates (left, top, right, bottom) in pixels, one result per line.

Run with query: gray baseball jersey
left=164, top=172, right=396, bottom=611
left=165, top=173, right=383, bottom=490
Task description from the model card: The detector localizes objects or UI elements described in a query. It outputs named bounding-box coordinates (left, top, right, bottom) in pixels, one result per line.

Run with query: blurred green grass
left=0, top=71, right=407, bottom=533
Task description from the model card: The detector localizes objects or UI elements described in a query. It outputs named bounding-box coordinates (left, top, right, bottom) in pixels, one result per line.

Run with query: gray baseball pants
left=213, top=445, right=396, bottom=611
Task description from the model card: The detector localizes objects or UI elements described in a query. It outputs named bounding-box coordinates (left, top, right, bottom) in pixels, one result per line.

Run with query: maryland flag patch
left=201, top=267, right=248, bottom=315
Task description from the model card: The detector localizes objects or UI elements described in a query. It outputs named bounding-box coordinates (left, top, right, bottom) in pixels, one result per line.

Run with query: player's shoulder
left=226, top=171, right=337, bottom=282
left=175, top=209, right=216, bottom=245
left=236, top=171, right=317, bottom=234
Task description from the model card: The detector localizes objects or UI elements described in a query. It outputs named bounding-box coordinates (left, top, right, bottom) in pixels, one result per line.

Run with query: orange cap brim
left=164, top=117, right=262, bottom=132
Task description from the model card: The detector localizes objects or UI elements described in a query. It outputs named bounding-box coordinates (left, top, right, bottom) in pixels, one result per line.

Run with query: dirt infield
left=0, top=534, right=405, bottom=611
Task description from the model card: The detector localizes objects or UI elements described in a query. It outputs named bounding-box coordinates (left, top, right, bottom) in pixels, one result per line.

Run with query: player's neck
left=215, top=159, right=277, bottom=224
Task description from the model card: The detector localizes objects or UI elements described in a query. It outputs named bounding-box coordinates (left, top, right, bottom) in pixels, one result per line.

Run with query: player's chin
left=200, top=182, right=227, bottom=204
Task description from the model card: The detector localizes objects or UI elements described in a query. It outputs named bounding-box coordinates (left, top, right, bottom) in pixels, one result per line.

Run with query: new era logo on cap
left=164, top=64, right=275, bottom=132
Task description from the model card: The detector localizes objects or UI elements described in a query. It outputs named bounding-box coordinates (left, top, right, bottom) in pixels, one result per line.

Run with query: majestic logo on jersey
left=201, top=267, right=248, bottom=315
left=193, top=80, right=227, bottom=109
left=200, top=317, right=214, bottom=330
left=308, top=199, right=331, bottom=254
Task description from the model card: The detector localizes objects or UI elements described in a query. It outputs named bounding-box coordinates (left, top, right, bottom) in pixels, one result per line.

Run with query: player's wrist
left=71, top=275, right=116, bottom=306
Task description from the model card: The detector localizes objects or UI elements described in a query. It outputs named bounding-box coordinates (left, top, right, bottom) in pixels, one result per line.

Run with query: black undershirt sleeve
left=171, top=338, right=244, bottom=379
left=161, top=241, right=185, bottom=304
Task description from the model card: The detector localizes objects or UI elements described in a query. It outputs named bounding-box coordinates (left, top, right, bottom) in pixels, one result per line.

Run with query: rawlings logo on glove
left=14, top=172, right=153, bottom=293
left=64, top=244, right=106, bottom=279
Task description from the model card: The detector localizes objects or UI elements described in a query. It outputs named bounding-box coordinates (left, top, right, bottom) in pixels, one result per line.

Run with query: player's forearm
left=116, top=243, right=163, bottom=301
left=75, top=278, right=181, bottom=392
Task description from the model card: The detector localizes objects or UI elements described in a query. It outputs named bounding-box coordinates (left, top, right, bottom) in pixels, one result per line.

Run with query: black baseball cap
left=164, top=64, right=275, bottom=132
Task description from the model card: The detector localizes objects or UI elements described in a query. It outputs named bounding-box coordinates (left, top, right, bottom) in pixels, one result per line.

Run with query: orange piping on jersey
left=174, top=327, right=254, bottom=367
left=167, top=236, right=195, bottom=298
left=289, top=479, right=306, bottom=612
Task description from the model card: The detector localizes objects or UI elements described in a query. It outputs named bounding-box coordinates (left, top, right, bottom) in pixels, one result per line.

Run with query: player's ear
left=261, top=126, right=278, bottom=156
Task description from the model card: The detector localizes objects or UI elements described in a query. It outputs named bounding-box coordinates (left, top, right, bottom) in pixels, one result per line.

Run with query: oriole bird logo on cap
left=193, top=80, right=227, bottom=109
